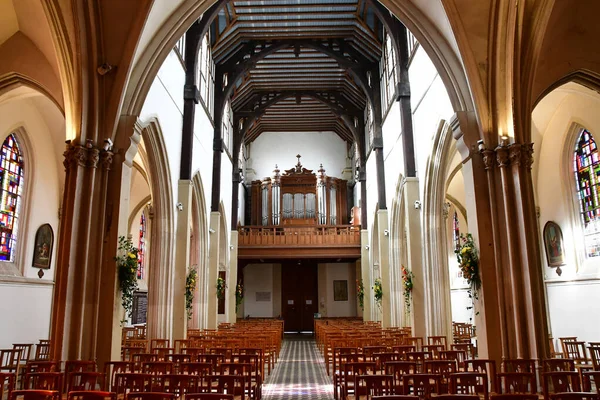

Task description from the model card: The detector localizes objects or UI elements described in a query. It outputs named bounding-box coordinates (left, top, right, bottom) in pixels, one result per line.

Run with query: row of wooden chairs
left=8, top=390, right=234, bottom=400
left=2, top=369, right=260, bottom=400
left=336, top=367, right=600, bottom=400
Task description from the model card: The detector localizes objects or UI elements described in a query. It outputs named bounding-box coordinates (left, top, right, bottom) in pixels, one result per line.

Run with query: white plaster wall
left=546, top=281, right=600, bottom=343
left=318, top=263, right=357, bottom=317
left=192, top=105, right=214, bottom=232
left=248, top=131, right=348, bottom=180
left=450, top=289, right=474, bottom=324
left=534, top=83, right=600, bottom=341
left=244, top=263, right=275, bottom=317
left=0, top=283, right=53, bottom=347
left=139, top=50, right=184, bottom=225
left=0, top=96, right=62, bottom=347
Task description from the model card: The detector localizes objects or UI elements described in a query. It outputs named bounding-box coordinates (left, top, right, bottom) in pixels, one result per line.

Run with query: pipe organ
left=250, top=156, right=348, bottom=226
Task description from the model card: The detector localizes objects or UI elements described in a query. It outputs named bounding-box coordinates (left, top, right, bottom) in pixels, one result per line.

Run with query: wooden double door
left=282, top=262, right=318, bottom=332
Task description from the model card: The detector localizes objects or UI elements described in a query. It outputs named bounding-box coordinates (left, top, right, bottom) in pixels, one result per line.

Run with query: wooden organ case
left=249, top=156, right=348, bottom=226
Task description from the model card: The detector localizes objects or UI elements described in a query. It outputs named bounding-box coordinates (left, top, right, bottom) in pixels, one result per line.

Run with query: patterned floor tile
left=263, top=334, right=334, bottom=400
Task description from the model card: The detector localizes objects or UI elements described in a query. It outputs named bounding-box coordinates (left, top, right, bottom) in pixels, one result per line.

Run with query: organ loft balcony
left=238, top=156, right=361, bottom=260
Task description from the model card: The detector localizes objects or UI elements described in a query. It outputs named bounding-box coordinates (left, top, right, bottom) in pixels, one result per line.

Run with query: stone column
left=451, top=111, right=549, bottom=363
left=173, top=180, right=192, bottom=339
left=360, top=229, right=372, bottom=321
left=227, top=231, right=238, bottom=323
left=377, top=210, right=392, bottom=328
left=50, top=139, right=124, bottom=365
left=206, top=211, right=221, bottom=329
left=403, top=177, right=425, bottom=337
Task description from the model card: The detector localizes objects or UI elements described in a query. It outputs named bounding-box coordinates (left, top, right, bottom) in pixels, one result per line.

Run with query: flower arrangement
left=115, top=236, right=139, bottom=321
left=185, top=267, right=198, bottom=320
left=373, top=278, right=383, bottom=309
left=216, top=277, right=226, bottom=299
left=356, top=279, right=364, bottom=310
left=235, top=282, right=244, bottom=313
left=455, top=233, right=481, bottom=317
left=401, top=265, right=414, bottom=315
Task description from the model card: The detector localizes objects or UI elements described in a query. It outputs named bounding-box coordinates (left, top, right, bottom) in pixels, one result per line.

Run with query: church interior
left=1, top=0, right=600, bottom=399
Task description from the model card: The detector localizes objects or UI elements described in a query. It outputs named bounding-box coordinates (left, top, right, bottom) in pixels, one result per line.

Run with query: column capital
left=63, top=141, right=111, bottom=170
left=496, top=145, right=510, bottom=168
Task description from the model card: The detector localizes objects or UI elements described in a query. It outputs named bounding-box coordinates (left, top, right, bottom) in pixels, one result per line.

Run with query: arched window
left=0, top=134, right=24, bottom=262
left=574, top=129, right=600, bottom=257
left=138, top=212, right=146, bottom=279
left=453, top=211, right=460, bottom=251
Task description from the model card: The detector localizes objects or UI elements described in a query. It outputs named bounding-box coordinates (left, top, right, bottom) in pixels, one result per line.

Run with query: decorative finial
left=295, top=154, right=302, bottom=172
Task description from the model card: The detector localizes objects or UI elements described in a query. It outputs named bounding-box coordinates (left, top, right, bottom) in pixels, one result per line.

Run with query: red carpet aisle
left=263, top=334, right=334, bottom=400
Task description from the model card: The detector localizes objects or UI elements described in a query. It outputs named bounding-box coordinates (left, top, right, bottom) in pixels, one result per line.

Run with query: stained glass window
left=574, top=129, right=600, bottom=257
left=138, top=212, right=146, bottom=279
left=453, top=211, right=460, bottom=251
left=0, top=134, right=24, bottom=262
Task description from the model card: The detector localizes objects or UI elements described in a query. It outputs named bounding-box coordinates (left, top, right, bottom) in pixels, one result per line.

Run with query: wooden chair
left=543, top=360, right=576, bottom=372
left=161, top=374, right=199, bottom=396
left=184, top=394, right=233, bottom=400
left=404, top=352, right=431, bottom=373
left=64, top=361, right=96, bottom=374
left=582, top=371, right=600, bottom=394
left=23, top=363, right=59, bottom=375
left=67, top=391, right=116, bottom=400
left=65, top=372, right=104, bottom=392
left=422, top=346, right=445, bottom=359
left=424, top=360, right=457, bottom=393
left=9, top=390, right=59, bottom=400
left=114, top=373, right=152, bottom=396
left=427, top=336, right=448, bottom=350
left=549, top=338, right=564, bottom=359
left=563, top=342, right=593, bottom=372
left=352, top=374, right=394, bottom=399
left=392, top=346, right=417, bottom=358
left=497, top=372, right=536, bottom=394
left=543, top=371, right=581, bottom=400
left=464, top=359, right=497, bottom=394
left=374, top=353, right=401, bottom=373
left=372, top=396, right=419, bottom=400
left=449, top=372, right=489, bottom=400
left=502, top=359, right=538, bottom=391
left=1, top=372, right=15, bottom=400
left=405, top=338, right=424, bottom=352
left=549, top=394, right=599, bottom=400
left=435, top=396, right=480, bottom=400
left=340, top=362, right=377, bottom=400
left=589, top=343, right=600, bottom=371
left=125, top=393, right=176, bottom=400
left=141, top=362, right=173, bottom=375
left=103, top=362, right=133, bottom=392
left=0, top=350, right=22, bottom=375
left=207, top=375, right=245, bottom=400
left=559, top=338, right=578, bottom=358
left=23, top=373, right=62, bottom=391
left=179, top=362, right=213, bottom=376
left=401, top=374, right=442, bottom=398
left=150, top=340, right=170, bottom=350
left=11, top=346, right=32, bottom=366
left=33, top=345, right=50, bottom=362
left=491, top=395, right=539, bottom=400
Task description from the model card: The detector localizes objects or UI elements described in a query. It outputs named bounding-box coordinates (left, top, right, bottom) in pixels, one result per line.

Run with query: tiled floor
left=263, top=334, right=334, bottom=400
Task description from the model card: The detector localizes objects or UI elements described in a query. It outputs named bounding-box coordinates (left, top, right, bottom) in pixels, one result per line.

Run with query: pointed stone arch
left=422, top=120, right=454, bottom=340
left=134, top=117, right=175, bottom=340
left=190, top=172, right=209, bottom=329
left=389, top=174, right=407, bottom=327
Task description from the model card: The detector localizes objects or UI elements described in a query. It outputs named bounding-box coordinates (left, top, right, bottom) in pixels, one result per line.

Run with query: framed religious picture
left=32, top=224, right=54, bottom=269
left=333, top=280, right=348, bottom=301
left=543, top=221, right=565, bottom=267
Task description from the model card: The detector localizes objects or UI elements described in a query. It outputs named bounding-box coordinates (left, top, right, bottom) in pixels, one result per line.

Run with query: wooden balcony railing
left=238, top=225, right=361, bottom=247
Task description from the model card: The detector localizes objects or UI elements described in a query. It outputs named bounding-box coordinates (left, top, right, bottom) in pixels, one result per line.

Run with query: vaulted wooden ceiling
left=209, top=0, right=384, bottom=144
